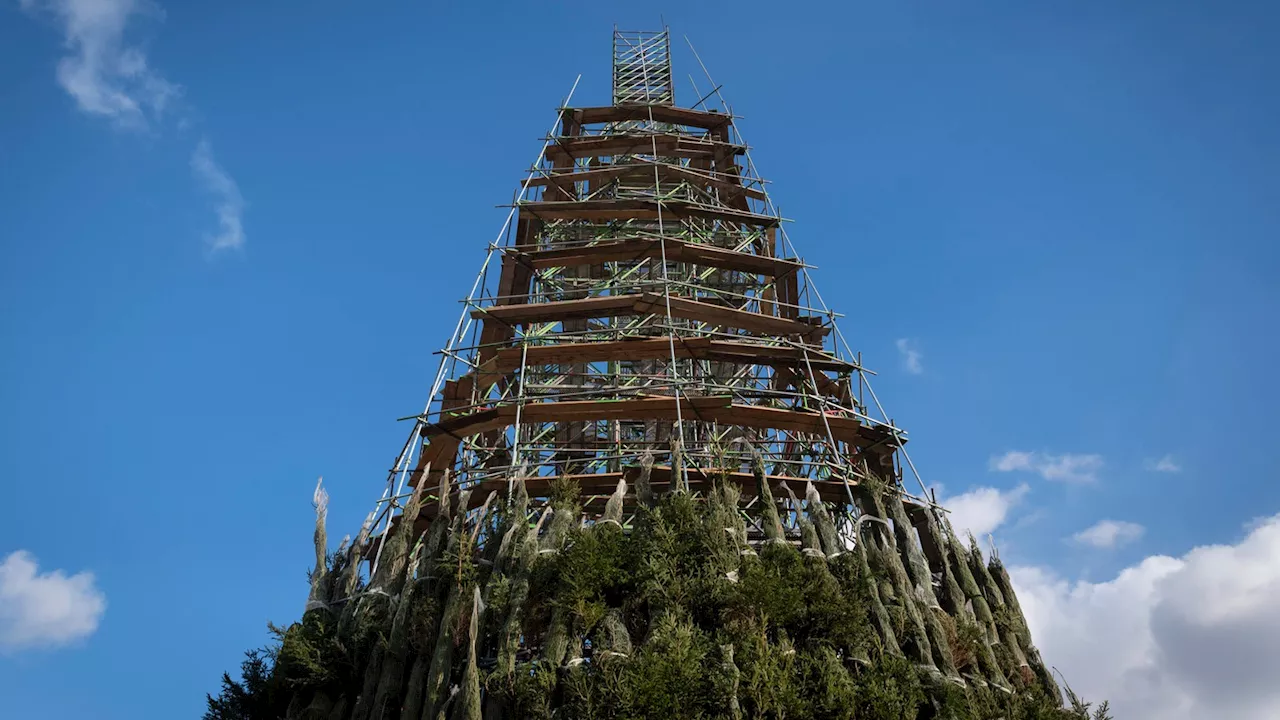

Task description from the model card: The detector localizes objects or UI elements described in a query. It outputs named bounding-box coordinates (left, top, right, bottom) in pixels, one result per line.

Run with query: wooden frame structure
left=363, top=27, right=938, bottom=564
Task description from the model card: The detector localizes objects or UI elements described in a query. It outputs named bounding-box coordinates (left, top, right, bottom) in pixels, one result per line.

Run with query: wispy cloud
left=1072, top=519, right=1145, bottom=548
left=990, top=450, right=1103, bottom=483
left=22, top=0, right=247, bottom=251
left=940, top=483, right=1029, bottom=541
left=895, top=338, right=923, bottom=375
left=1145, top=455, right=1182, bottom=473
left=0, top=550, right=106, bottom=652
left=191, top=138, right=246, bottom=252
left=20, top=0, right=179, bottom=129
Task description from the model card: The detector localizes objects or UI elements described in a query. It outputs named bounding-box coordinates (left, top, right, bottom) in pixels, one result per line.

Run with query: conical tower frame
left=367, top=28, right=936, bottom=562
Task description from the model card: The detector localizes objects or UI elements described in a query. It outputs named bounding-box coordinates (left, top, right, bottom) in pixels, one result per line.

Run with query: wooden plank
left=546, top=134, right=744, bottom=162
left=777, top=267, right=799, bottom=319
left=545, top=112, right=580, bottom=201
left=471, top=295, right=638, bottom=324
left=525, top=163, right=767, bottom=202
left=410, top=396, right=735, bottom=487
left=431, top=406, right=503, bottom=438
left=525, top=164, right=631, bottom=189
left=421, top=395, right=730, bottom=442
left=471, top=292, right=826, bottom=341
left=517, top=198, right=778, bottom=227
left=635, top=294, right=827, bottom=341
left=700, top=404, right=899, bottom=451
left=512, top=237, right=801, bottom=276
left=488, top=337, right=851, bottom=373
left=465, top=337, right=850, bottom=414
left=418, top=399, right=894, bottom=472
left=659, top=163, right=768, bottom=201
left=408, top=435, right=460, bottom=488
left=476, top=217, right=539, bottom=366
left=402, top=466, right=860, bottom=529
left=521, top=395, right=730, bottom=424
left=570, top=105, right=733, bottom=129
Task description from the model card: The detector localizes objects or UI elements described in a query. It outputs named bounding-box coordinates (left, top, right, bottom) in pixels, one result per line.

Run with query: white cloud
left=1013, top=513, right=1280, bottom=720
left=895, top=338, right=923, bottom=375
left=0, top=550, right=106, bottom=652
left=190, top=138, right=246, bottom=252
left=20, top=0, right=179, bottom=128
left=1146, top=455, right=1182, bottom=473
left=23, top=1, right=248, bottom=251
left=940, top=483, right=1028, bottom=540
left=989, top=450, right=1103, bottom=483
left=1072, top=519, right=1145, bottom=548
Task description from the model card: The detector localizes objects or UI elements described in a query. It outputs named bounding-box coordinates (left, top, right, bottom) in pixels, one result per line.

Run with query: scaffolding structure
left=364, top=27, right=936, bottom=565
left=231, top=30, right=1076, bottom=717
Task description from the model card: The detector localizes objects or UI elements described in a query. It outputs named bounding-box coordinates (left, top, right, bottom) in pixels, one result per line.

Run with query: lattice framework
left=363, top=30, right=937, bottom=566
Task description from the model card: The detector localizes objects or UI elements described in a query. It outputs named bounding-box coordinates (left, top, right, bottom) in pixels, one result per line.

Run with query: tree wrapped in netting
left=207, top=474, right=1109, bottom=720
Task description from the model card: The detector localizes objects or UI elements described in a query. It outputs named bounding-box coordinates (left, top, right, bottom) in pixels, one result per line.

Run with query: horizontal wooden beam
left=516, top=198, right=779, bottom=227
left=698, top=404, right=892, bottom=448
left=638, top=294, right=825, bottom=341
left=567, top=105, right=734, bottom=129
left=471, top=292, right=826, bottom=341
left=545, top=133, right=745, bottom=162
left=509, top=237, right=800, bottom=276
left=486, top=337, right=853, bottom=374
left=524, top=163, right=767, bottom=201
left=380, top=466, right=862, bottom=549
left=423, top=395, right=733, bottom=442
left=412, top=397, right=895, bottom=489
left=424, top=466, right=856, bottom=516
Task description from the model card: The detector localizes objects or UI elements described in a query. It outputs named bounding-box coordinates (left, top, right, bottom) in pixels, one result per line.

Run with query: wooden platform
left=545, top=134, right=745, bottom=162
left=523, top=164, right=767, bottom=202
left=408, top=395, right=900, bottom=489
left=506, top=237, right=798, bottom=276
left=471, top=292, right=826, bottom=341
left=515, top=198, right=779, bottom=227
left=566, top=105, right=734, bottom=129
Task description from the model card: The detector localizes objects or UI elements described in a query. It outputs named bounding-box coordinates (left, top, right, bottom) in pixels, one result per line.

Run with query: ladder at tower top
left=612, top=28, right=674, bottom=106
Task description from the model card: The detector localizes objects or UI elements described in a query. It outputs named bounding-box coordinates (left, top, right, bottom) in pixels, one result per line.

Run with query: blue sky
left=2, top=2, right=1278, bottom=718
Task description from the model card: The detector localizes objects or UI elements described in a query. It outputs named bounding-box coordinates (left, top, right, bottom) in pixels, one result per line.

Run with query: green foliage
left=203, top=649, right=283, bottom=720
left=510, top=662, right=557, bottom=720
left=626, top=611, right=717, bottom=718
left=630, top=492, right=728, bottom=626
left=851, top=654, right=926, bottom=720
left=727, top=542, right=870, bottom=656
left=208, top=482, right=1116, bottom=720
left=270, top=612, right=353, bottom=693
left=734, top=623, right=803, bottom=718
left=796, top=646, right=859, bottom=720
left=1065, top=683, right=1116, bottom=720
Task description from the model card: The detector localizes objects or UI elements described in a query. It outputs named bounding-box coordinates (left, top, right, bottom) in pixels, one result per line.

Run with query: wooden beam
left=487, top=337, right=852, bottom=373
left=525, top=395, right=730, bottom=424
left=471, top=292, right=826, bottom=341
left=412, top=397, right=895, bottom=489
left=429, top=466, right=856, bottom=514
left=466, top=337, right=850, bottom=408
left=545, top=134, right=744, bottom=162
left=471, top=295, right=638, bottom=325
left=525, top=163, right=767, bottom=202
left=410, top=396, right=734, bottom=487
left=421, top=395, right=732, bottom=442
left=510, top=237, right=801, bottom=276
left=517, top=199, right=778, bottom=227
left=632, top=294, right=827, bottom=342
left=569, top=105, right=733, bottom=129
left=387, top=467, right=861, bottom=543
left=699, top=404, right=898, bottom=451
